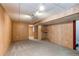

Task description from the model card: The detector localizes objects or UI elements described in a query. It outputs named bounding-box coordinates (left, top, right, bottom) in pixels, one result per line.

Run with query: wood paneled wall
left=0, top=6, right=12, bottom=55
left=41, top=25, right=48, bottom=40
left=38, top=25, right=42, bottom=40
left=47, top=22, right=73, bottom=49
left=34, top=26, right=38, bottom=39
left=28, top=25, right=34, bottom=39
left=12, top=21, right=29, bottom=41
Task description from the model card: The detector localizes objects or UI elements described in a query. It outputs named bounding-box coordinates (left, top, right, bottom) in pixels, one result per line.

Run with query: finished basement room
left=0, top=3, right=79, bottom=56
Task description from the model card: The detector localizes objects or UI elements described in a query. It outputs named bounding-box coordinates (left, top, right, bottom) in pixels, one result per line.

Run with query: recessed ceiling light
left=34, top=4, right=45, bottom=17
left=35, top=11, right=44, bottom=16
left=22, top=15, right=31, bottom=18
left=21, top=14, right=32, bottom=20
left=39, top=4, right=45, bottom=11
left=10, top=13, right=32, bottom=20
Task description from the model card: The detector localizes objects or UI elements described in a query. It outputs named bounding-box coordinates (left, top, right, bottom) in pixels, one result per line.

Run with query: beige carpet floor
left=5, top=40, right=79, bottom=56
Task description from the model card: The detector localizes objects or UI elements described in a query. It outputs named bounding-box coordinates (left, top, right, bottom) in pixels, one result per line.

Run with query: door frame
left=73, top=20, right=76, bottom=50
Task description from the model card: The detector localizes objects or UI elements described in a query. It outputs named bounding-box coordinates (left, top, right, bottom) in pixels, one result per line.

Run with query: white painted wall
left=76, top=20, right=79, bottom=44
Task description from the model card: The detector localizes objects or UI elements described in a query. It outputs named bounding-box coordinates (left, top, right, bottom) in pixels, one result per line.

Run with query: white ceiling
left=1, top=3, right=77, bottom=23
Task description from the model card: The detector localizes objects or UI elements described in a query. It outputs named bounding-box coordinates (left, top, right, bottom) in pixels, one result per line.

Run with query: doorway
left=76, top=20, right=79, bottom=51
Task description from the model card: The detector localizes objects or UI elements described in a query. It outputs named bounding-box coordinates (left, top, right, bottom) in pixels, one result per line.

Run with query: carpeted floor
left=5, top=40, right=79, bottom=56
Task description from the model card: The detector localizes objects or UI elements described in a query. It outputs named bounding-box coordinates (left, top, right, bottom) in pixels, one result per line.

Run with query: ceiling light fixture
left=39, top=4, right=45, bottom=11
left=21, top=14, right=32, bottom=20
left=34, top=4, right=45, bottom=17
left=35, top=11, right=43, bottom=16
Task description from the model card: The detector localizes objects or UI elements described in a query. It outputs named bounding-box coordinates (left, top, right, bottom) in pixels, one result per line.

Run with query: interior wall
left=0, top=6, right=12, bottom=55
left=34, top=26, right=38, bottom=39
left=38, top=25, right=42, bottom=40
left=47, top=22, right=73, bottom=49
left=41, top=25, right=48, bottom=40
left=28, top=25, right=34, bottom=39
left=12, top=21, right=29, bottom=41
